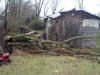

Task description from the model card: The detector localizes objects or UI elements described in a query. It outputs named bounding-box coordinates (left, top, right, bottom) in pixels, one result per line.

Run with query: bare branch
left=52, top=0, right=62, bottom=14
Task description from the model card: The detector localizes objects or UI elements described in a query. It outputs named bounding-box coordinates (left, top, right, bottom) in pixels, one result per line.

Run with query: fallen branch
left=5, top=35, right=100, bottom=60
left=63, top=36, right=98, bottom=44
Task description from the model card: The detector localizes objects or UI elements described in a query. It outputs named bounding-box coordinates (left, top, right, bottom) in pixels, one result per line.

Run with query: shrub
left=7, top=17, right=24, bottom=34
left=30, top=19, right=44, bottom=30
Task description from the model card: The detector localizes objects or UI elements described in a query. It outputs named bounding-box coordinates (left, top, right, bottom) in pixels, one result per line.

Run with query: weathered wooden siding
left=45, top=17, right=56, bottom=40
left=0, top=20, right=4, bottom=49
left=45, top=10, right=100, bottom=47
left=45, top=12, right=83, bottom=42
left=57, top=19, right=82, bottom=42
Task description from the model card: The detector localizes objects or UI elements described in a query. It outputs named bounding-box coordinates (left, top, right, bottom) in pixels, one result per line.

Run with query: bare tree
left=52, top=0, right=61, bottom=14
left=34, top=0, right=44, bottom=19
left=43, top=0, right=52, bottom=17
left=0, top=0, right=13, bottom=19
left=8, top=0, right=34, bottom=19
left=6, top=0, right=62, bottom=20
left=33, top=0, right=62, bottom=18
left=21, top=0, right=36, bottom=21
left=78, top=0, right=83, bottom=10
left=75, top=0, right=84, bottom=10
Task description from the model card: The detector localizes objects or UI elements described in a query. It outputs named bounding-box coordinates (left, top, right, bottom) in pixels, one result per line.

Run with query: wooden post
left=0, top=19, right=4, bottom=49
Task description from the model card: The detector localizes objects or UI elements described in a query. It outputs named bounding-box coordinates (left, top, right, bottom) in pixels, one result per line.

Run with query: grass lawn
left=98, top=33, right=100, bottom=48
left=0, top=54, right=100, bottom=75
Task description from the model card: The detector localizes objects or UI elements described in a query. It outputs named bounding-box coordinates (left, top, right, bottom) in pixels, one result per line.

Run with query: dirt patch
left=11, top=48, right=48, bottom=56
left=12, top=49, right=29, bottom=55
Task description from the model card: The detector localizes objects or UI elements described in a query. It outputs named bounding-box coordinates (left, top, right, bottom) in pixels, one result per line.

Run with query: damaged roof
left=43, top=13, right=61, bottom=19
left=60, top=9, right=100, bottom=20
left=44, top=9, right=100, bottom=20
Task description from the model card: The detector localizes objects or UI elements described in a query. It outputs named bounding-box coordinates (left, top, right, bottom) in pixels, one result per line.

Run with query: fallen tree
left=5, top=34, right=100, bottom=63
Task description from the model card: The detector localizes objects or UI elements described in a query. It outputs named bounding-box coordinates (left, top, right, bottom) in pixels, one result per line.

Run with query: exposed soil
left=12, top=47, right=49, bottom=56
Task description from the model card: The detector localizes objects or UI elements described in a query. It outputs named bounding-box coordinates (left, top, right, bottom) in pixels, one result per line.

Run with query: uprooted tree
left=4, top=34, right=99, bottom=54
left=5, top=34, right=100, bottom=63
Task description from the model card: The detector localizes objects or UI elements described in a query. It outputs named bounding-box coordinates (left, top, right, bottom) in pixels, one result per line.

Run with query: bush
left=30, top=20, right=44, bottom=30
left=7, top=17, right=24, bottom=34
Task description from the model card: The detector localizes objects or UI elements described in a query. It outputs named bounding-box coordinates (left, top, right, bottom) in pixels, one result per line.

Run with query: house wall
left=0, top=20, right=4, bottom=49
left=45, top=17, right=56, bottom=40
left=52, top=12, right=83, bottom=42
left=82, top=19, right=100, bottom=47
left=45, top=12, right=83, bottom=41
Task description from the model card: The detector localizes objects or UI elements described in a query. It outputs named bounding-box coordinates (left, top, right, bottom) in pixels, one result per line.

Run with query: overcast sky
left=0, top=0, right=5, bottom=10
left=0, top=0, right=100, bottom=16
left=57, top=0, right=100, bottom=14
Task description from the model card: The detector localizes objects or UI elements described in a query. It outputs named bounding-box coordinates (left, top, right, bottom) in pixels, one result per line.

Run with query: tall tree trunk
left=18, top=0, right=22, bottom=19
